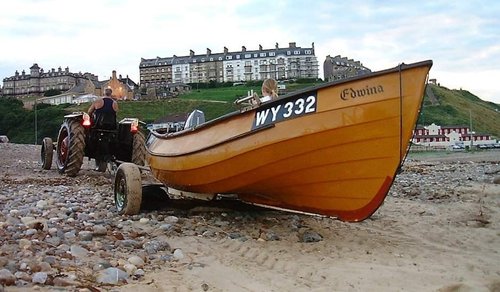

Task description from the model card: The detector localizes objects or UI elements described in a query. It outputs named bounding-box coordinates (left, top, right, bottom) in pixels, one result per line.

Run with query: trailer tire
left=114, top=163, right=142, bottom=215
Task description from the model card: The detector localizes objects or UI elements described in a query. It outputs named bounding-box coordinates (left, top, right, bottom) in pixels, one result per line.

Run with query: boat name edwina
left=340, top=85, right=384, bottom=100
left=252, top=93, right=317, bottom=129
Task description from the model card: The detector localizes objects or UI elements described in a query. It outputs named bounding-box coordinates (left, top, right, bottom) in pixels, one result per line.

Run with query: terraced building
left=139, top=42, right=319, bottom=89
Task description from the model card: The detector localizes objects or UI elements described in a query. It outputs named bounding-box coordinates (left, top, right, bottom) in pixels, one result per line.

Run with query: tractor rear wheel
left=131, top=131, right=146, bottom=166
left=55, top=118, right=85, bottom=177
left=41, top=137, right=53, bottom=170
left=114, top=163, right=142, bottom=215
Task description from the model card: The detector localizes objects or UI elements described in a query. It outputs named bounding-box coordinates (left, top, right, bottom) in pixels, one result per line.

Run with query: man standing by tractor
left=88, top=88, right=119, bottom=129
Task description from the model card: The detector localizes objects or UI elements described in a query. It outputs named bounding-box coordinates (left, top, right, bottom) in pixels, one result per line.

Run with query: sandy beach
left=0, top=144, right=499, bottom=291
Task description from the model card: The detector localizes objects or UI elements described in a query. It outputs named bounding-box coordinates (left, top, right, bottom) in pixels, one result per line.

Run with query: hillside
left=1, top=82, right=499, bottom=144
left=419, top=84, right=500, bottom=137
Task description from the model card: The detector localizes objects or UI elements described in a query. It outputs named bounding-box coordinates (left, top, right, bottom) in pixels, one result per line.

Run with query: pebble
left=0, top=268, right=16, bottom=286
left=96, top=267, right=128, bottom=284
left=123, top=263, right=137, bottom=275
left=32, top=272, right=48, bottom=284
left=299, top=230, right=323, bottom=243
left=78, top=230, right=93, bottom=241
left=128, top=256, right=145, bottom=268
left=173, top=249, right=184, bottom=260
left=143, top=240, right=171, bottom=254
left=70, top=245, right=89, bottom=258
left=92, top=225, right=108, bottom=236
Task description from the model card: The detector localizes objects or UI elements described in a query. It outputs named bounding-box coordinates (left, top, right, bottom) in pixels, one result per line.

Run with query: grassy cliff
left=419, top=84, right=500, bottom=137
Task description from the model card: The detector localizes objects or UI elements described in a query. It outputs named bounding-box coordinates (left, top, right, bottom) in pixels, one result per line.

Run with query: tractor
left=41, top=112, right=146, bottom=176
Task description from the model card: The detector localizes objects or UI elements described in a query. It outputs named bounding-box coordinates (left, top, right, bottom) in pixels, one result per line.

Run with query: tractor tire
left=55, top=118, right=85, bottom=177
left=40, top=137, right=53, bottom=170
left=131, top=131, right=146, bottom=166
left=114, top=163, right=142, bottom=215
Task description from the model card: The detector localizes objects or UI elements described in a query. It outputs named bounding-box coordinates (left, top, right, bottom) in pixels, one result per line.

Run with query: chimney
left=112, top=70, right=117, bottom=79
left=275, top=42, right=279, bottom=49
left=206, top=48, right=211, bottom=56
left=119, top=74, right=122, bottom=79
left=190, top=50, right=195, bottom=57
left=224, top=46, right=228, bottom=54
left=259, top=44, right=263, bottom=51
left=289, top=42, right=296, bottom=48
left=242, top=46, right=246, bottom=52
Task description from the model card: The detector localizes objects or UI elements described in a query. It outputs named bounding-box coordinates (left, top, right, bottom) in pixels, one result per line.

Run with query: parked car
left=476, top=144, right=495, bottom=149
left=0, top=135, right=9, bottom=143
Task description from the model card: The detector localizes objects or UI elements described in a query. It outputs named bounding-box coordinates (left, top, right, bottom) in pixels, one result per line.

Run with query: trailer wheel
left=131, top=131, right=146, bottom=166
left=55, top=118, right=85, bottom=176
left=41, top=137, right=53, bottom=170
left=114, top=163, right=142, bottom=215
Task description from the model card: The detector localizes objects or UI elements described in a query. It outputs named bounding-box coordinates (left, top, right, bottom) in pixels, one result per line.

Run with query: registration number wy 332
left=252, top=93, right=317, bottom=129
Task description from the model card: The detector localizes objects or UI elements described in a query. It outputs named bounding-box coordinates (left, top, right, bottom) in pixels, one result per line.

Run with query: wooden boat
left=117, top=60, right=432, bottom=222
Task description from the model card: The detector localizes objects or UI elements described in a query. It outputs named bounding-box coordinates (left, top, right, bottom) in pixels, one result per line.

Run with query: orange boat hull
left=146, top=60, right=432, bottom=221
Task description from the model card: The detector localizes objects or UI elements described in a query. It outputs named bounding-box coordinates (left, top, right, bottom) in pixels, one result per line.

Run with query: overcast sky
left=1, top=0, right=499, bottom=104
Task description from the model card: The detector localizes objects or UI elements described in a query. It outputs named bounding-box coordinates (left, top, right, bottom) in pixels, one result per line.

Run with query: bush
left=44, top=89, right=62, bottom=97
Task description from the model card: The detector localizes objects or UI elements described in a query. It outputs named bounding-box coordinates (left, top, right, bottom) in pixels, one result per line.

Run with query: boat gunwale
left=149, top=60, right=433, bottom=139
